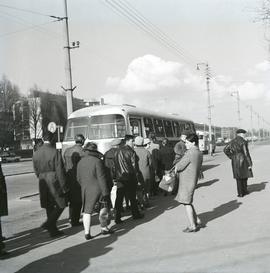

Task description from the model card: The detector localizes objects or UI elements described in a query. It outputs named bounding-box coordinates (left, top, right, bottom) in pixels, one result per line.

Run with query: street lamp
left=197, top=62, right=214, bottom=155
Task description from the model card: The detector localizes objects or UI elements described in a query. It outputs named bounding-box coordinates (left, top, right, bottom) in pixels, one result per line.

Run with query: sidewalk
left=1, top=144, right=270, bottom=273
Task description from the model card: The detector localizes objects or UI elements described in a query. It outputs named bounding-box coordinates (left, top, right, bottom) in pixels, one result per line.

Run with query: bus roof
left=69, top=104, right=194, bottom=123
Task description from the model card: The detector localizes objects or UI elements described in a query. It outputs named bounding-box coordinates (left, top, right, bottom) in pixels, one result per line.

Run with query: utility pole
left=231, top=91, right=241, bottom=127
left=197, top=62, right=213, bottom=155
left=257, top=113, right=261, bottom=140
left=247, top=105, right=254, bottom=144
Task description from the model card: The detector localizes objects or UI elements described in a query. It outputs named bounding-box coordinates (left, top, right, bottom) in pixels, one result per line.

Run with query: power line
left=0, top=4, right=51, bottom=17
left=0, top=10, right=60, bottom=38
left=103, top=0, right=199, bottom=67
left=0, top=21, right=57, bottom=38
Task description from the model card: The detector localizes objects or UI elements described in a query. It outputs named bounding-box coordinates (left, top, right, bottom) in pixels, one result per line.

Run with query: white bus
left=62, top=104, right=196, bottom=154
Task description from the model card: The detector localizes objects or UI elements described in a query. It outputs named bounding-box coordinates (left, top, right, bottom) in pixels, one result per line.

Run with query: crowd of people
left=0, top=127, right=253, bottom=256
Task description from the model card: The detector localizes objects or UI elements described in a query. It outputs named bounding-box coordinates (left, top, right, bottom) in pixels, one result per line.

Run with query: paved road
left=1, top=143, right=270, bottom=273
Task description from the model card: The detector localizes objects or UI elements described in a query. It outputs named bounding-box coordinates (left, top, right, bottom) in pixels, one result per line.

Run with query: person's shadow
left=198, top=199, right=242, bottom=225
left=6, top=195, right=180, bottom=273
left=3, top=218, right=83, bottom=259
left=196, top=179, right=219, bottom=189
left=248, top=181, right=268, bottom=194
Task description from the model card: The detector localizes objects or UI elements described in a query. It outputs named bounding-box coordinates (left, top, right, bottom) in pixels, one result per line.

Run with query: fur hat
left=236, top=129, right=247, bottom=134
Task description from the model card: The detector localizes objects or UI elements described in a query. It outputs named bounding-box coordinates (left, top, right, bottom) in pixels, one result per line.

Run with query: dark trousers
left=236, top=178, right=248, bottom=196
left=115, top=186, right=140, bottom=220
left=46, top=203, right=64, bottom=231
left=69, top=201, right=82, bottom=225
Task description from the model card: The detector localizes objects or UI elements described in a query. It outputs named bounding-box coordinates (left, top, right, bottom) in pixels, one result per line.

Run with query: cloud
left=106, top=55, right=182, bottom=92
left=255, top=60, right=270, bottom=72
left=238, top=81, right=266, bottom=100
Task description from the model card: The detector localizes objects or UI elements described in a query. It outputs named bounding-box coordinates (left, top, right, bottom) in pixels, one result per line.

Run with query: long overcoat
left=33, top=143, right=68, bottom=209
left=63, top=144, right=85, bottom=204
left=134, top=146, right=152, bottom=192
left=0, top=163, right=8, bottom=216
left=223, top=136, right=253, bottom=179
left=77, top=150, right=109, bottom=214
left=175, top=146, right=203, bottom=204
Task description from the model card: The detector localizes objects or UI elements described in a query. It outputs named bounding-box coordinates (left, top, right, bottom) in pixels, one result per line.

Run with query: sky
left=1, top=0, right=270, bottom=130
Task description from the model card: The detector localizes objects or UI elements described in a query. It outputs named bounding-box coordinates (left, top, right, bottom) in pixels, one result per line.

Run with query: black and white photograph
left=0, top=0, right=270, bottom=272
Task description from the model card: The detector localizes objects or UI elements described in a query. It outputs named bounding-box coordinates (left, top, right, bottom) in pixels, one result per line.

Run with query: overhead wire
left=0, top=10, right=60, bottom=38
left=103, top=0, right=199, bottom=68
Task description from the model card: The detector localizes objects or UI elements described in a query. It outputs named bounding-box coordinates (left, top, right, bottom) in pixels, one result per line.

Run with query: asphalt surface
left=1, top=143, right=270, bottom=273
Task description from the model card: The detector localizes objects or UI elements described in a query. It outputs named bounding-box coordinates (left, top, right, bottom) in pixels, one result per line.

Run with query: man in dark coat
left=0, top=162, right=8, bottom=256
left=224, top=129, right=253, bottom=197
left=114, top=135, right=144, bottom=222
left=33, top=132, right=68, bottom=237
left=63, top=134, right=85, bottom=226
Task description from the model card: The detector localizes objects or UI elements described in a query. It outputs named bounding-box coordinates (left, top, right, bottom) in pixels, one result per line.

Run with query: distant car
left=0, top=151, right=21, bottom=163
left=224, top=138, right=231, bottom=144
left=216, top=138, right=225, bottom=146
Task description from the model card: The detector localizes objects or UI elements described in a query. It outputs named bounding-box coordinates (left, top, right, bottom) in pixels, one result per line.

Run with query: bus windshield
left=64, top=117, right=90, bottom=141
left=64, top=114, right=126, bottom=141
left=88, top=114, right=126, bottom=139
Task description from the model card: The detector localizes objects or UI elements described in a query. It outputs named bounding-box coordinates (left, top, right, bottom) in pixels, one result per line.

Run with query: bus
left=62, top=104, right=196, bottom=154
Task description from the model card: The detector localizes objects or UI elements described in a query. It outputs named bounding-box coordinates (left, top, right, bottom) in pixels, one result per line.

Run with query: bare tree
left=28, top=97, right=42, bottom=141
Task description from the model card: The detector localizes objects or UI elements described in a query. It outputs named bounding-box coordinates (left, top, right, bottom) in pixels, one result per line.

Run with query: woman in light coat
left=175, top=133, right=203, bottom=232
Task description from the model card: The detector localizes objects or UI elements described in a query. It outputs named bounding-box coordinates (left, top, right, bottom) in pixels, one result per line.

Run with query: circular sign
left=47, top=122, right=57, bottom=133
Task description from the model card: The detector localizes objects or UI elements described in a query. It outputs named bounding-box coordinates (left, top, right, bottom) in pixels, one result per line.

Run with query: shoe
left=182, top=226, right=199, bottom=233
left=40, top=222, right=49, bottom=230
left=71, top=222, right=83, bottom=227
left=237, top=194, right=244, bottom=197
left=49, top=229, right=65, bottom=238
left=85, top=234, right=92, bottom=240
left=133, top=213, right=144, bottom=220
left=115, top=219, right=124, bottom=224
left=101, top=228, right=114, bottom=235
left=0, top=250, right=9, bottom=258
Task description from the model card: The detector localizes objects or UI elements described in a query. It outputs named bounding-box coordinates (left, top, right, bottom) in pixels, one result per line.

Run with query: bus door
left=129, top=117, right=142, bottom=136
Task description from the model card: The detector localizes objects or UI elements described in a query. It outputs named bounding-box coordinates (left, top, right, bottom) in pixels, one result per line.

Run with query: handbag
left=99, top=198, right=111, bottom=227
left=159, top=167, right=176, bottom=192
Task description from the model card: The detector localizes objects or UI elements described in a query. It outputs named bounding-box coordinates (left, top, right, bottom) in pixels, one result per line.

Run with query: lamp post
left=197, top=62, right=213, bottom=155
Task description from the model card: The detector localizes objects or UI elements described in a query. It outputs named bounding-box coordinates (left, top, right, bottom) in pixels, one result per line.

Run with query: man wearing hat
left=33, top=132, right=68, bottom=237
left=224, top=129, right=253, bottom=197
left=114, top=135, right=144, bottom=222
left=63, top=134, right=85, bottom=226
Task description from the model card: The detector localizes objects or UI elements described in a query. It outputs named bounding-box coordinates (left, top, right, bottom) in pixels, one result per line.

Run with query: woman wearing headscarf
left=175, top=133, right=203, bottom=233
left=77, top=142, right=113, bottom=240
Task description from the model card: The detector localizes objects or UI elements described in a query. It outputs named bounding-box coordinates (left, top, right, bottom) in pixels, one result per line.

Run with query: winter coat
left=159, top=144, right=174, bottom=171
left=33, top=143, right=68, bottom=209
left=63, top=144, right=84, bottom=204
left=223, top=136, right=253, bottom=179
left=114, top=145, right=140, bottom=188
left=175, top=146, right=203, bottom=204
left=0, top=163, right=8, bottom=216
left=77, top=150, right=110, bottom=214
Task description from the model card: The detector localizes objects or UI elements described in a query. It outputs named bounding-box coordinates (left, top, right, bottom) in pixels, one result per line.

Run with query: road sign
left=47, top=122, right=57, bottom=133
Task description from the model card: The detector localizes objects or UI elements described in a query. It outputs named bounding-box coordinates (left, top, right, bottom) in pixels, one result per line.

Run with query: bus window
left=179, top=122, right=185, bottom=134
left=163, top=120, right=173, bottom=137
left=130, top=118, right=142, bottom=136
left=184, top=123, right=191, bottom=131
left=143, top=117, right=154, bottom=137
left=64, top=117, right=90, bottom=141
left=172, top=121, right=181, bottom=137
left=88, top=114, right=126, bottom=139
left=153, top=118, right=165, bottom=137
